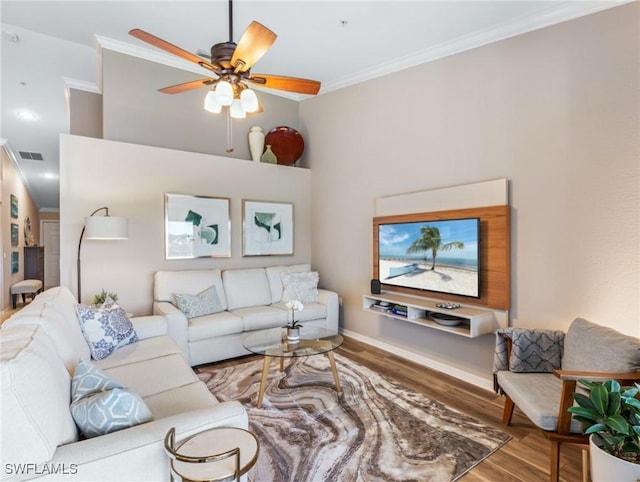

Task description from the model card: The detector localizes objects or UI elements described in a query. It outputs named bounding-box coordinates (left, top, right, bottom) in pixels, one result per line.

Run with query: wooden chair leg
left=581, top=446, right=589, bottom=482
left=549, top=439, right=560, bottom=482
left=502, top=395, right=515, bottom=425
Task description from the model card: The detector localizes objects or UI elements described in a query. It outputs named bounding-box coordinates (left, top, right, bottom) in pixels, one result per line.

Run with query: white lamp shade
left=230, top=99, right=246, bottom=119
left=240, top=89, right=259, bottom=113
left=84, top=216, right=128, bottom=240
left=215, top=81, right=234, bottom=106
left=204, top=90, right=222, bottom=113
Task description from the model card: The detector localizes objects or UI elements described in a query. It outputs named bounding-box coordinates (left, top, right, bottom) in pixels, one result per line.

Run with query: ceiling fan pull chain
left=226, top=107, right=234, bottom=153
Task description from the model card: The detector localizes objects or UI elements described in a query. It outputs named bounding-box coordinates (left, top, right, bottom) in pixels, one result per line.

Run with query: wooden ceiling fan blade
left=230, top=21, right=277, bottom=72
left=129, top=28, right=220, bottom=73
left=248, top=74, right=321, bottom=95
left=158, top=78, right=215, bottom=94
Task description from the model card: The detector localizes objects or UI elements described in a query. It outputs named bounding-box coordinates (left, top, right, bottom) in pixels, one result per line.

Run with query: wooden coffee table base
left=256, top=352, right=342, bottom=408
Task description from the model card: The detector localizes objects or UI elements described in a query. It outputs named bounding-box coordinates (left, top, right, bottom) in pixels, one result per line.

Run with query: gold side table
left=164, top=427, right=259, bottom=482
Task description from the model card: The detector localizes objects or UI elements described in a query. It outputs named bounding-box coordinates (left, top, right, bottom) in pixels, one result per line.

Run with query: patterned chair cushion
left=175, top=285, right=223, bottom=319
left=70, top=359, right=152, bottom=438
left=76, top=302, right=138, bottom=360
left=493, top=327, right=564, bottom=374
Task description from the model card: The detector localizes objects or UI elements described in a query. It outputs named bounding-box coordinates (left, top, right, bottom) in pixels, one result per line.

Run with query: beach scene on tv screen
left=378, top=218, right=479, bottom=298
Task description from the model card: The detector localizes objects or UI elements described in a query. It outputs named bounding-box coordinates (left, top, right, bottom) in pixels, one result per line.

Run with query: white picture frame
left=165, top=193, right=231, bottom=259
left=242, top=200, right=294, bottom=256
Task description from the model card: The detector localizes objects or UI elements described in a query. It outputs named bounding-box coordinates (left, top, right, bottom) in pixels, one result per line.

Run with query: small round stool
left=164, top=427, right=259, bottom=482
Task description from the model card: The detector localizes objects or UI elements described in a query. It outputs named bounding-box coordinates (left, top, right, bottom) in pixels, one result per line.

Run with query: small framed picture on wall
left=11, top=252, right=19, bottom=274
left=10, top=194, right=18, bottom=218
left=242, top=200, right=294, bottom=256
left=10, top=223, right=19, bottom=246
left=164, top=193, right=231, bottom=259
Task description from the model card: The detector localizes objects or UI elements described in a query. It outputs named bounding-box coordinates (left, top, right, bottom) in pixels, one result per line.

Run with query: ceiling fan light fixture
left=204, top=90, right=222, bottom=113
left=230, top=99, right=246, bottom=119
left=215, top=80, right=234, bottom=106
left=240, top=88, right=259, bottom=113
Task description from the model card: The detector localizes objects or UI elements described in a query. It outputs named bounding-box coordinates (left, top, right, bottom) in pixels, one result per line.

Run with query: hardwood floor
left=211, top=336, right=585, bottom=482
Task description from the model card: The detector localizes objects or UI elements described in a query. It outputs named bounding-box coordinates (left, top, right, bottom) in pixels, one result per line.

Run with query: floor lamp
left=77, top=207, right=128, bottom=303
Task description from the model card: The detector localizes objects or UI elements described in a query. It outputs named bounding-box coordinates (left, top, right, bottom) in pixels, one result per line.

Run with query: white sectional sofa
left=153, top=264, right=339, bottom=366
left=0, top=286, right=247, bottom=481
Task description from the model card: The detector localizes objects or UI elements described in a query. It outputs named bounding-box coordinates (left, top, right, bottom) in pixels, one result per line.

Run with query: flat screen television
left=376, top=217, right=480, bottom=299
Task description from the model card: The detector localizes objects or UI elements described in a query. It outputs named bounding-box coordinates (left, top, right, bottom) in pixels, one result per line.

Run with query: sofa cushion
left=274, top=302, right=327, bottom=322
left=101, top=353, right=199, bottom=398
left=223, top=268, right=272, bottom=310
left=188, top=312, right=244, bottom=341
left=231, top=305, right=288, bottom=331
left=1, top=324, right=79, bottom=464
left=93, top=335, right=182, bottom=370
left=76, top=302, right=139, bottom=360
left=562, top=318, right=640, bottom=372
left=155, top=270, right=228, bottom=311
left=266, top=264, right=311, bottom=304
left=281, top=271, right=320, bottom=303
left=143, top=381, right=218, bottom=419
left=175, top=285, right=223, bottom=319
left=3, top=286, right=91, bottom=372
left=71, top=359, right=152, bottom=438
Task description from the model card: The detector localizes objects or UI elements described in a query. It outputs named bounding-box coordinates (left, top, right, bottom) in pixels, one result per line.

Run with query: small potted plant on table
left=284, top=300, right=304, bottom=342
left=568, top=379, right=640, bottom=481
left=92, top=289, right=118, bottom=306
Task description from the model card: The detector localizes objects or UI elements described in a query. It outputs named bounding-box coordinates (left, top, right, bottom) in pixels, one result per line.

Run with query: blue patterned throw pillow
left=76, top=302, right=138, bottom=360
left=175, top=285, right=223, bottom=319
left=70, top=360, right=152, bottom=438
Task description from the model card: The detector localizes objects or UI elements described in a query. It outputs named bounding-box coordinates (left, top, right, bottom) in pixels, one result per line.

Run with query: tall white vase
left=248, top=126, right=265, bottom=162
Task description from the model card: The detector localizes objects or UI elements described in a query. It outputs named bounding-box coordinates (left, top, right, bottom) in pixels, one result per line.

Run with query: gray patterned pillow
left=281, top=271, right=319, bottom=303
left=175, top=285, right=223, bottom=319
left=70, top=360, right=152, bottom=438
left=76, top=302, right=138, bottom=360
left=509, top=328, right=565, bottom=373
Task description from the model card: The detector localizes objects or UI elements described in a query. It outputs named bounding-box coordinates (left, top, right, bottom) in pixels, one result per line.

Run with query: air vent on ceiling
left=18, top=151, right=44, bottom=161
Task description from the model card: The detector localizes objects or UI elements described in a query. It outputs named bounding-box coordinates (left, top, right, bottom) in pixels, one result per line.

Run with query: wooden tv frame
left=373, top=205, right=510, bottom=311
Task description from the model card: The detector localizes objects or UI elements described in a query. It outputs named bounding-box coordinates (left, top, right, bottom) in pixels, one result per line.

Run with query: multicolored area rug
left=197, top=353, right=510, bottom=482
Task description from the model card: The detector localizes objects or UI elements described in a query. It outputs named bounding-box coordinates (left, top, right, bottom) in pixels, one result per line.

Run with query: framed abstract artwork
left=242, top=200, right=294, bottom=256
left=11, top=223, right=19, bottom=246
left=164, top=193, right=231, bottom=259
left=10, top=194, right=18, bottom=218
left=11, top=252, right=19, bottom=274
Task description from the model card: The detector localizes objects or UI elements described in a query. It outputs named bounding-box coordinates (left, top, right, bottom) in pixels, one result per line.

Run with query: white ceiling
left=0, top=0, right=626, bottom=211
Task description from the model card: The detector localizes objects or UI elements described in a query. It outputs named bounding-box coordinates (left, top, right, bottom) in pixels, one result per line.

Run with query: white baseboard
left=341, top=328, right=494, bottom=392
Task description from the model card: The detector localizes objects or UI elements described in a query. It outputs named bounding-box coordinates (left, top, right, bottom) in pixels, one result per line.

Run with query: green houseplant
left=91, top=289, right=118, bottom=306
left=568, top=380, right=640, bottom=480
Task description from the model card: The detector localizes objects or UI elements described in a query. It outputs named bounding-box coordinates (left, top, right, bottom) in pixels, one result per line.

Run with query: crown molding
left=94, top=34, right=303, bottom=101
left=93, top=2, right=630, bottom=99
left=320, top=1, right=631, bottom=94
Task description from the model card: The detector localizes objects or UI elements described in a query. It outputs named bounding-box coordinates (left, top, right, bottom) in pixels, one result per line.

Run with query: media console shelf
left=362, top=292, right=508, bottom=338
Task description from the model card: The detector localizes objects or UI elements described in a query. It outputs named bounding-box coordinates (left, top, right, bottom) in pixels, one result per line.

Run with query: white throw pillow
left=281, top=271, right=320, bottom=304
left=70, top=359, right=152, bottom=438
left=76, top=302, right=138, bottom=360
left=174, top=285, right=223, bottom=319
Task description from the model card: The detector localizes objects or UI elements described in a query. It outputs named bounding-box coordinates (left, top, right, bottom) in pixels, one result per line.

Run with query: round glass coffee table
left=243, top=326, right=344, bottom=408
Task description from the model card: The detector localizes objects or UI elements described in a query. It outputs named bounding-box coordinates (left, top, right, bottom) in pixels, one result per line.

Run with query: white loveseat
left=153, top=264, right=339, bottom=366
left=0, top=286, right=247, bottom=481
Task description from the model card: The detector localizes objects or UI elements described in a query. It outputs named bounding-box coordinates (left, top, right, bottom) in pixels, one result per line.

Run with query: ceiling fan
left=129, top=0, right=321, bottom=119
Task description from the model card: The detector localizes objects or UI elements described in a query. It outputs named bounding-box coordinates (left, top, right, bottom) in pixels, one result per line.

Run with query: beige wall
left=300, top=4, right=639, bottom=384
left=69, top=88, right=103, bottom=138
left=101, top=50, right=301, bottom=163
left=59, top=135, right=312, bottom=315
left=1, top=147, right=41, bottom=311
